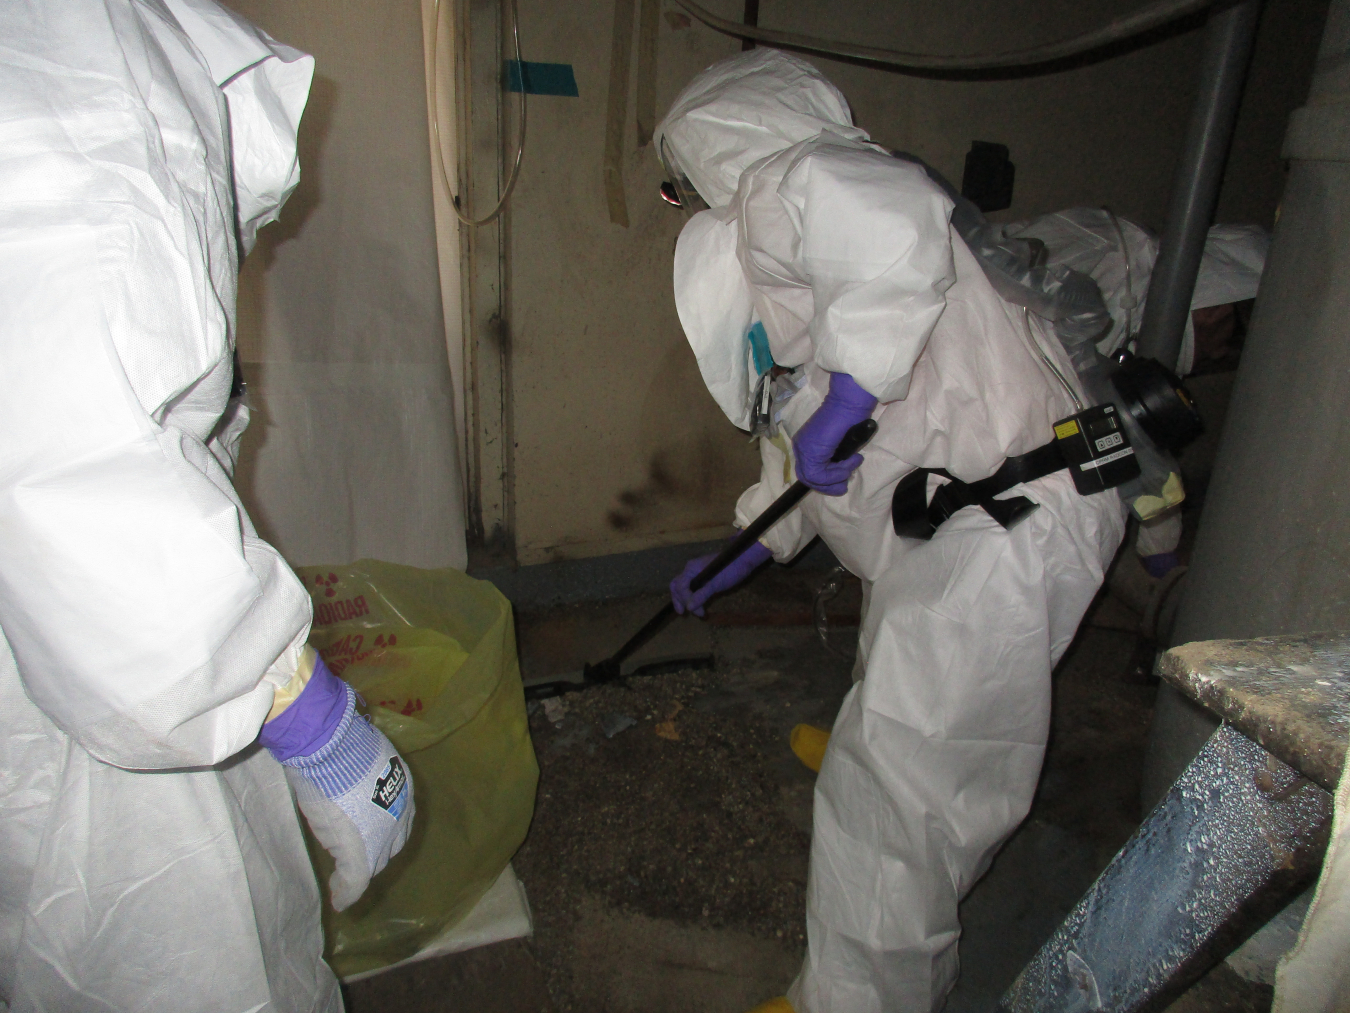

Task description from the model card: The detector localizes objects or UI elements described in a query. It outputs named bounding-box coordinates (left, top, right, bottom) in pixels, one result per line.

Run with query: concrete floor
left=341, top=545, right=1277, bottom=1013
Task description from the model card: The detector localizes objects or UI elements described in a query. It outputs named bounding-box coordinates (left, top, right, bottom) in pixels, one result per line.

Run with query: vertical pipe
left=1135, top=0, right=1262, bottom=371
left=741, top=0, right=760, bottom=51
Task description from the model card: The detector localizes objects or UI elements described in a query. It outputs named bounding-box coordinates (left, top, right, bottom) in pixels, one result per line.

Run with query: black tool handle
left=689, top=418, right=878, bottom=592
left=830, top=416, right=881, bottom=461
left=605, top=417, right=879, bottom=672
left=607, top=601, right=678, bottom=669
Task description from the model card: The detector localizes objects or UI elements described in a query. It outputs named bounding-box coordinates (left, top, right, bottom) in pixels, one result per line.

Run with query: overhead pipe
left=672, top=0, right=1219, bottom=73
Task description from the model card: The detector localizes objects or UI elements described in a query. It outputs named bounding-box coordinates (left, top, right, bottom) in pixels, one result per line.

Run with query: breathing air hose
left=430, top=0, right=527, bottom=226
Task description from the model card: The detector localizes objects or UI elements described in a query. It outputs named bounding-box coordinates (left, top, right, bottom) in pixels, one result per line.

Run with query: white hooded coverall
left=659, top=51, right=1126, bottom=1012
left=0, top=2, right=339, bottom=1010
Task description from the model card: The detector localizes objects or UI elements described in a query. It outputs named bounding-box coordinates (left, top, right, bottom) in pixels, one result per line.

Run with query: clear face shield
left=658, top=136, right=709, bottom=217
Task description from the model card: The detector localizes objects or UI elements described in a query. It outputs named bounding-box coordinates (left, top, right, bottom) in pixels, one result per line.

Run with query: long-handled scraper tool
left=525, top=418, right=878, bottom=700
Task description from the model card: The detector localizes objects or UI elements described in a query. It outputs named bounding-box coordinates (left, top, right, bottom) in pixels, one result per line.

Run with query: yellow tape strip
left=635, top=0, right=660, bottom=146
left=603, top=0, right=636, bottom=227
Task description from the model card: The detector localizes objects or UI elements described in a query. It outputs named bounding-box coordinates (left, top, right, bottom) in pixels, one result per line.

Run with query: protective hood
left=653, top=49, right=868, bottom=209
left=673, top=205, right=758, bottom=428
left=165, top=0, right=313, bottom=255
left=1004, top=207, right=1160, bottom=356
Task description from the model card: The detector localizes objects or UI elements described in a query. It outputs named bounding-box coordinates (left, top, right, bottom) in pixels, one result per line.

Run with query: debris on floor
left=342, top=572, right=1278, bottom=1013
left=599, top=712, right=637, bottom=739
left=653, top=701, right=683, bottom=741
left=513, top=665, right=818, bottom=1011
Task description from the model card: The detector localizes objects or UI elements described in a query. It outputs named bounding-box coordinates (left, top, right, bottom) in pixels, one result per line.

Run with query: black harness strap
left=892, top=439, right=1067, bottom=540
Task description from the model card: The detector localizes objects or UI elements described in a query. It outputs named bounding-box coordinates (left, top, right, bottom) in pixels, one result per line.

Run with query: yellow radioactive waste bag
left=293, top=559, right=539, bottom=978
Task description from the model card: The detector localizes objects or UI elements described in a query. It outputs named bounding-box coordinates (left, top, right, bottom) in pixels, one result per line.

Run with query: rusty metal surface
left=1159, top=633, right=1350, bottom=791
left=997, top=723, right=1331, bottom=1013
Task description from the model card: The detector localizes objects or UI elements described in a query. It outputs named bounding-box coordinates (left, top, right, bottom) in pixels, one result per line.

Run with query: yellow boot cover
left=790, top=723, right=830, bottom=774
left=746, top=998, right=795, bottom=1013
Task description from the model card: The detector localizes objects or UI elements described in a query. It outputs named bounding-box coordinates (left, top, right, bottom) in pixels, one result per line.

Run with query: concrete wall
left=504, top=3, right=744, bottom=564
left=503, top=0, right=1326, bottom=565
left=216, top=0, right=1325, bottom=568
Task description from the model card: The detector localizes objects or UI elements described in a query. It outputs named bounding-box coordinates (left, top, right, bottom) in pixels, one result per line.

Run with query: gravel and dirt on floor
left=346, top=558, right=1276, bottom=1013
left=514, top=667, right=813, bottom=1009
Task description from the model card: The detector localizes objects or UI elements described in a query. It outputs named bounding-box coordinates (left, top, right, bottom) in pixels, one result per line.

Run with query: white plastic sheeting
left=340, top=864, right=533, bottom=984
left=236, top=361, right=465, bottom=570
left=230, top=0, right=467, bottom=572
left=1005, top=209, right=1269, bottom=374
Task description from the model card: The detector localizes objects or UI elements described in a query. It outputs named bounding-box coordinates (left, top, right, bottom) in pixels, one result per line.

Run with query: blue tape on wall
left=505, top=61, right=579, bottom=97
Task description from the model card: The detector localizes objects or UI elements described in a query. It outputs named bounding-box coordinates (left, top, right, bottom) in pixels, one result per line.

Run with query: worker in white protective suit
left=1004, top=209, right=1269, bottom=373
left=655, top=51, right=1125, bottom=1013
left=1002, top=209, right=1269, bottom=577
left=0, top=3, right=414, bottom=1011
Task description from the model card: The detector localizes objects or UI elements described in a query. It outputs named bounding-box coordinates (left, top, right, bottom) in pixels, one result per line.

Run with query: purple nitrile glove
left=671, top=539, right=774, bottom=618
left=792, top=371, right=878, bottom=496
left=1142, top=551, right=1181, bottom=579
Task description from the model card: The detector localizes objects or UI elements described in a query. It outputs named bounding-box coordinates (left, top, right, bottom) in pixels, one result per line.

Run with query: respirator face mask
left=658, top=136, right=709, bottom=217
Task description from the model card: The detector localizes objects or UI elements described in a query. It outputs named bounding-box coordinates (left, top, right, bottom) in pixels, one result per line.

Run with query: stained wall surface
left=503, top=0, right=1326, bottom=564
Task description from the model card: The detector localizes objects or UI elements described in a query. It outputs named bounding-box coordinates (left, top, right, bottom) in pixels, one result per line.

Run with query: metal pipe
left=1136, top=0, right=1262, bottom=370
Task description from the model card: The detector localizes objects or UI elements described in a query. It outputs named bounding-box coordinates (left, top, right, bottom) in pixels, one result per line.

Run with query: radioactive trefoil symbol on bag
left=372, top=756, right=408, bottom=818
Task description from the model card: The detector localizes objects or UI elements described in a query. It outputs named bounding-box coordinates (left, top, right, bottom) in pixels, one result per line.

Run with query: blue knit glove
left=282, top=684, right=415, bottom=911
